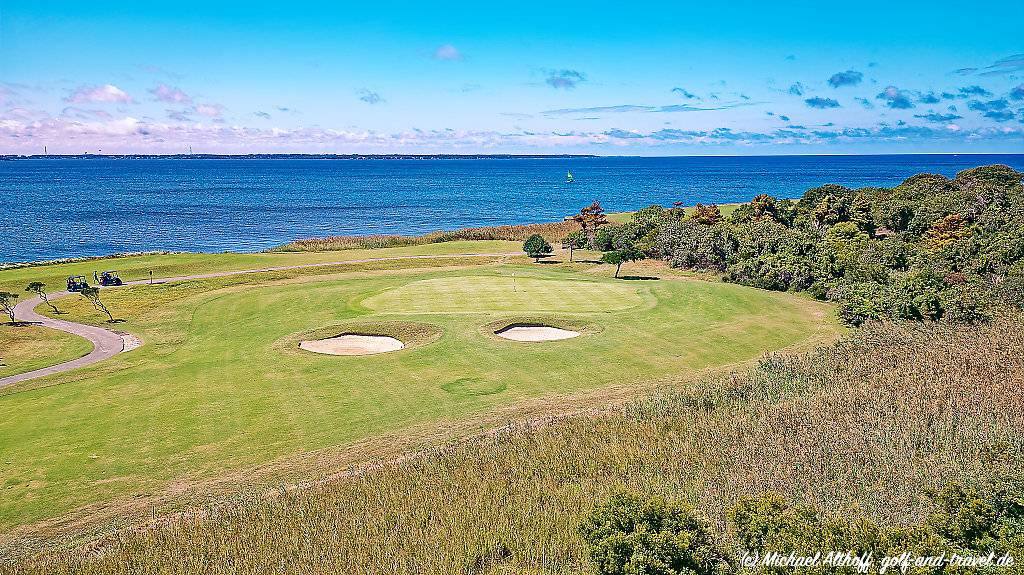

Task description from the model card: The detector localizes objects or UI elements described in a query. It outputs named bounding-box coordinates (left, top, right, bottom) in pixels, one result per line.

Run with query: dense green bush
left=580, top=492, right=729, bottom=575
left=586, top=475, right=1024, bottom=575
left=523, top=233, right=553, bottom=262
left=652, top=165, right=1024, bottom=326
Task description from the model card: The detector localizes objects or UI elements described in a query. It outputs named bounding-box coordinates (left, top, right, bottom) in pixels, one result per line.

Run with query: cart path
left=0, top=251, right=519, bottom=389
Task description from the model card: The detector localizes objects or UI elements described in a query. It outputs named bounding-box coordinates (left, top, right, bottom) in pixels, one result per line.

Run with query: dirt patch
left=299, top=334, right=405, bottom=356
left=494, top=324, right=581, bottom=342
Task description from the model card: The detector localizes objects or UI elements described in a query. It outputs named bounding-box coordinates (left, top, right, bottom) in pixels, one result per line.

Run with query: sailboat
left=566, top=169, right=575, bottom=183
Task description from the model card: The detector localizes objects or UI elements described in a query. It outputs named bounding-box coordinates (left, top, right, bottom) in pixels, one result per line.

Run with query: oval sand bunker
left=299, top=334, right=405, bottom=356
left=494, top=325, right=581, bottom=342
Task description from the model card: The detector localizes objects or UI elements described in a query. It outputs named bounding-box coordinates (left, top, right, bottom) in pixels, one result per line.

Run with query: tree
left=689, top=203, right=722, bottom=225
left=602, top=231, right=646, bottom=278
left=80, top=286, right=115, bottom=322
left=0, top=291, right=17, bottom=324
left=562, top=230, right=586, bottom=262
left=571, top=200, right=610, bottom=249
left=26, top=282, right=59, bottom=314
left=523, top=233, right=553, bottom=262
left=925, top=214, right=971, bottom=250
left=580, top=492, right=727, bottom=575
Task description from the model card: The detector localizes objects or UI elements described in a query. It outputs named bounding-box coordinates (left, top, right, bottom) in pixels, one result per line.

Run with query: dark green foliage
left=657, top=220, right=736, bottom=272
left=602, top=227, right=647, bottom=277
left=562, top=229, right=587, bottom=249
left=728, top=475, right=1024, bottom=573
left=656, top=165, right=1024, bottom=325
left=587, top=477, right=1024, bottom=575
left=581, top=492, right=728, bottom=575
left=523, top=233, right=553, bottom=262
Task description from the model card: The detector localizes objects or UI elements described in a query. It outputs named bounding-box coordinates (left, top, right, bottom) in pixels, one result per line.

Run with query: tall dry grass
left=271, top=220, right=579, bottom=252
left=7, top=319, right=1023, bottom=574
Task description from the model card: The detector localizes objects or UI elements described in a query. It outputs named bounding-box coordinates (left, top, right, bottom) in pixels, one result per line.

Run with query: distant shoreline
left=3, top=152, right=1023, bottom=161
left=1, top=153, right=597, bottom=161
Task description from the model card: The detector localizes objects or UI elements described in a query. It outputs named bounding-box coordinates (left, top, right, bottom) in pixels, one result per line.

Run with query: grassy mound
left=276, top=320, right=444, bottom=356
left=480, top=315, right=601, bottom=341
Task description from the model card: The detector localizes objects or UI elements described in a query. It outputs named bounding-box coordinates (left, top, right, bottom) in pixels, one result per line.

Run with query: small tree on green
left=80, top=286, right=115, bottom=322
left=0, top=292, right=18, bottom=324
left=562, top=230, right=586, bottom=262
left=601, top=233, right=646, bottom=278
left=523, top=233, right=553, bottom=262
left=26, top=282, right=59, bottom=314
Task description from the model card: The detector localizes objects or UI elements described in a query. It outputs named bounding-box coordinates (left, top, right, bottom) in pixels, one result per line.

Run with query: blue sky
left=1, top=1, right=1023, bottom=155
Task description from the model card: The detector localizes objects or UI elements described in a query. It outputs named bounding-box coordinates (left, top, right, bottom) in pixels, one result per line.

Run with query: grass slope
left=0, top=240, right=522, bottom=295
left=11, top=319, right=1016, bottom=575
left=0, top=326, right=92, bottom=379
left=0, top=252, right=833, bottom=534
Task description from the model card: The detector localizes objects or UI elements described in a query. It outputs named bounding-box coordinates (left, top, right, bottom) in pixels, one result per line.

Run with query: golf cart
left=67, top=275, right=89, bottom=292
left=97, top=270, right=123, bottom=286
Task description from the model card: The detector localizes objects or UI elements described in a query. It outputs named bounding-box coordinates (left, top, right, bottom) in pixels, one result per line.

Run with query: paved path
left=0, top=251, right=518, bottom=389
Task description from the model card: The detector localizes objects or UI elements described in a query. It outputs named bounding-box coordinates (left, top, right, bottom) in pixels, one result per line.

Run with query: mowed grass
left=0, top=240, right=522, bottom=295
left=363, top=276, right=644, bottom=313
left=0, top=326, right=92, bottom=379
left=0, top=252, right=836, bottom=536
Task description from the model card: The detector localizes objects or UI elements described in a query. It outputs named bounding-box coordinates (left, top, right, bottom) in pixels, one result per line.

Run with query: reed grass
left=8, top=317, right=1021, bottom=574
left=271, top=221, right=579, bottom=252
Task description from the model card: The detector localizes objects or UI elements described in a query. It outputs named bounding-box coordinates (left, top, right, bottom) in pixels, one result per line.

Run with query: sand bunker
left=299, top=334, right=405, bottom=356
left=494, top=324, right=581, bottom=342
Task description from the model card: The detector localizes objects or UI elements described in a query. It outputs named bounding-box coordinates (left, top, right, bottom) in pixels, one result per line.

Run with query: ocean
left=2, top=154, right=1023, bottom=263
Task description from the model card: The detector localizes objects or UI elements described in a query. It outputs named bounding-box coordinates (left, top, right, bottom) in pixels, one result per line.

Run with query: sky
left=1, top=1, right=1023, bottom=155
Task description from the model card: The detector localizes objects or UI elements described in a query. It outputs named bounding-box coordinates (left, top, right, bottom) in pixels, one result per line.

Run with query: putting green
left=362, top=276, right=646, bottom=313
left=0, top=253, right=837, bottom=534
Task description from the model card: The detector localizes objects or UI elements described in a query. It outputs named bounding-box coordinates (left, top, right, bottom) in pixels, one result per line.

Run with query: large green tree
left=523, top=233, right=553, bottom=262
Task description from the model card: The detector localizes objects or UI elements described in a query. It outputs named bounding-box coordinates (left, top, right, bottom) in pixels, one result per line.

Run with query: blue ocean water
left=2, top=154, right=1023, bottom=263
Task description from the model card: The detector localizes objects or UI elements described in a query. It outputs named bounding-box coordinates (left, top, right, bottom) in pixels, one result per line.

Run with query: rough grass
left=0, top=257, right=833, bottom=536
left=271, top=204, right=743, bottom=253
left=272, top=221, right=579, bottom=252
left=0, top=325, right=92, bottom=379
left=0, top=240, right=523, bottom=296
left=9, top=318, right=1019, bottom=575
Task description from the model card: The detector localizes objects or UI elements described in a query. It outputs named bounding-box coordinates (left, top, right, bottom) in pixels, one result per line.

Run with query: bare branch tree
left=80, top=286, right=115, bottom=322
left=26, top=282, right=60, bottom=314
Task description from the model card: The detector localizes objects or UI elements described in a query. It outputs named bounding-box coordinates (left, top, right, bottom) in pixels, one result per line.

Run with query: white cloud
left=432, top=44, right=462, bottom=61
left=65, top=84, right=134, bottom=104
left=150, top=84, right=192, bottom=104
left=194, top=103, right=224, bottom=117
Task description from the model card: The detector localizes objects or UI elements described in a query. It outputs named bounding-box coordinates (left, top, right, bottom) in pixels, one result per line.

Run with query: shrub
left=657, top=221, right=736, bottom=272
left=523, top=233, right=553, bottom=262
left=581, top=492, right=728, bottom=575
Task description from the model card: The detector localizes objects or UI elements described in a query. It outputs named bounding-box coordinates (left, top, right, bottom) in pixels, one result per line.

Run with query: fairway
left=0, top=246, right=837, bottom=537
left=363, top=276, right=645, bottom=313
